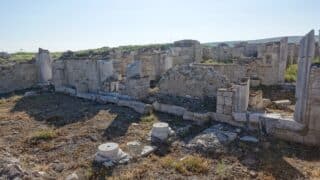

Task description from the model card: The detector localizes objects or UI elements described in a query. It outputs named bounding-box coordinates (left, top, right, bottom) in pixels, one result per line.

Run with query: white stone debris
left=94, top=142, right=130, bottom=167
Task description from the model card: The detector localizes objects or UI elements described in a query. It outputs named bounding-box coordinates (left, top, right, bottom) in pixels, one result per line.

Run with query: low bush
left=285, top=64, right=298, bottom=82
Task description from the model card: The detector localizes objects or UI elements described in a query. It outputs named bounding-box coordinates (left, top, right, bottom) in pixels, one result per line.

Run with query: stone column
left=294, top=30, right=315, bottom=124
left=36, top=48, right=53, bottom=85
left=278, top=37, right=288, bottom=83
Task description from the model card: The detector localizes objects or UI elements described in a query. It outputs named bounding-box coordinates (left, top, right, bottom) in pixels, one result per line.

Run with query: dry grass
left=140, top=113, right=158, bottom=124
left=215, top=160, right=229, bottom=179
left=30, top=129, right=57, bottom=142
left=160, top=155, right=209, bottom=175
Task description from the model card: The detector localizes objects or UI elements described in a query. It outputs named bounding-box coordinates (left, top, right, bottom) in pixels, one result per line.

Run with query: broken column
left=278, top=37, right=288, bottom=83
left=36, top=48, right=53, bottom=85
left=94, top=142, right=130, bottom=166
left=294, top=30, right=315, bottom=124
left=151, top=122, right=170, bottom=141
left=232, top=78, right=250, bottom=113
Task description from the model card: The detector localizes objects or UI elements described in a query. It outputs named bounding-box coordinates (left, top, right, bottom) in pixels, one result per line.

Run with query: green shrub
left=285, top=64, right=298, bottom=82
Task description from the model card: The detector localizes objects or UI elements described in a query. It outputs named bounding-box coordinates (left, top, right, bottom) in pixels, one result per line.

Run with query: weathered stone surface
left=118, top=99, right=152, bottom=114
left=126, top=60, right=142, bottom=78
left=249, top=90, right=264, bottom=110
left=36, top=48, right=53, bottom=85
left=55, top=86, right=76, bottom=96
left=97, top=95, right=119, bottom=104
left=295, top=30, right=315, bottom=123
left=152, top=101, right=186, bottom=116
left=187, top=124, right=238, bottom=154
left=240, top=136, right=259, bottom=143
left=273, top=99, right=291, bottom=109
left=182, top=111, right=210, bottom=125
left=159, top=64, right=230, bottom=98
left=0, top=62, right=38, bottom=94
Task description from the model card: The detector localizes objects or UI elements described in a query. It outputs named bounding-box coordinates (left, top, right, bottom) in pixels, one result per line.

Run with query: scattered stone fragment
left=140, top=145, right=157, bottom=157
left=66, top=172, right=79, bottom=180
left=187, top=124, right=239, bottom=154
left=239, top=136, right=259, bottom=143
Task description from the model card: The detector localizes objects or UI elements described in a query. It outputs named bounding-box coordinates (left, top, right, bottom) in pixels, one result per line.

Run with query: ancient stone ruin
left=1, top=30, right=320, bottom=179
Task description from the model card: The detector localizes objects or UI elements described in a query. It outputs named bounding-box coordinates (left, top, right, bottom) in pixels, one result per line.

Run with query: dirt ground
left=1, top=93, right=320, bottom=180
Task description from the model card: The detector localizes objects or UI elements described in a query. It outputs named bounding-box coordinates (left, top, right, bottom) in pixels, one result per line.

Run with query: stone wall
left=169, top=40, right=202, bottom=66
left=0, top=62, right=38, bottom=94
left=158, top=64, right=231, bottom=98
left=52, top=59, right=116, bottom=93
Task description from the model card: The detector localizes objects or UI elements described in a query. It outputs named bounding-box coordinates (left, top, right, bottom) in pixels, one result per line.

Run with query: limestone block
left=232, top=112, right=247, bottom=122
left=216, top=104, right=224, bottom=114
left=118, top=100, right=152, bottom=114
left=223, top=91, right=233, bottom=97
left=249, top=113, right=264, bottom=124
left=76, top=93, right=97, bottom=101
left=97, top=95, right=119, bottom=104
left=126, top=61, right=142, bottom=78
left=183, top=111, right=210, bottom=125
left=209, top=112, right=244, bottom=127
left=152, top=101, right=186, bottom=116
left=55, top=86, right=76, bottom=96
left=98, top=60, right=114, bottom=82
left=223, top=105, right=232, bottom=115
left=259, top=114, right=305, bottom=133
left=217, top=96, right=224, bottom=105
left=273, top=100, right=291, bottom=109
left=224, top=97, right=232, bottom=106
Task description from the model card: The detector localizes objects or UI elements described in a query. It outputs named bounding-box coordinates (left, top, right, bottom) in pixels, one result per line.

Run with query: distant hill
left=203, top=36, right=319, bottom=47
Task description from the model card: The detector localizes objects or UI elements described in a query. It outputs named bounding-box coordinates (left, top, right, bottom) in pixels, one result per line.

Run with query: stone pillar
left=36, top=48, right=53, bottom=85
left=294, top=30, right=315, bottom=124
left=279, top=37, right=288, bottom=83
left=232, top=78, right=250, bottom=113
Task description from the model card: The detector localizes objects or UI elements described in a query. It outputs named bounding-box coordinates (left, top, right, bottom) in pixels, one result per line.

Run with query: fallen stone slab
left=152, top=101, right=186, bottom=116
left=55, top=86, right=76, bottom=96
left=118, top=99, right=152, bottom=114
left=140, top=145, right=157, bottom=157
left=272, top=100, right=291, bottom=109
left=183, top=111, right=210, bottom=125
left=97, top=95, right=119, bottom=104
left=239, top=136, right=259, bottom=143
left=259, top=114, right=305, bottom=133
left=76, top=92, right=97, bottom=101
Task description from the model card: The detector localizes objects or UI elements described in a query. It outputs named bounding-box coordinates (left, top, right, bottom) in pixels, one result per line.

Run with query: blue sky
left=0, top=0, right=319, bottom=52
